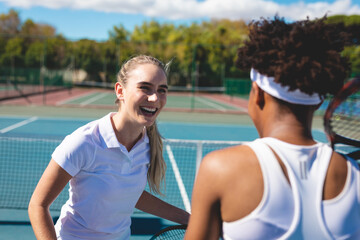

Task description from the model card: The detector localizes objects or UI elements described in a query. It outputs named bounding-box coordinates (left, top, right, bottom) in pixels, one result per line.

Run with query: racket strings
left=330, top=95, right=360, bottom=142
left=153, top=229, right=186, bottom=239
left=150, top=225, right=187, bottom=240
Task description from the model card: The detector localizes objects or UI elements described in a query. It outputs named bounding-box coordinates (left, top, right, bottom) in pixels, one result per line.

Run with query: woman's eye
left=158, top=88, right=167, bottom=94
left=139, top=86, right=150, bottom=91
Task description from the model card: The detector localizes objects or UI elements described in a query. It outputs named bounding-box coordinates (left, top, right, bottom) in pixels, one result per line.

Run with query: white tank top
left=222, top=137, right=360, bottom=240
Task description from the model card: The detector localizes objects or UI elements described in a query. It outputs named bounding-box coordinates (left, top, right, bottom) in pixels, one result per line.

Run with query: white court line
left=56, top=91, right=98, bottom=106
left=166, top=145, right=191, bottom=213
left=0, top=116, right=38, bottom=133
left=235, top=106, right=248, bottom=112
left=80, top=92, right=109, bottom=106
left=197, top=97, right=227, bottom=112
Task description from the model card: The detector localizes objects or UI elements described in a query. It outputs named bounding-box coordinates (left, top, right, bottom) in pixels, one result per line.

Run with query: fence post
left=191, top=44, right=198, bottom=111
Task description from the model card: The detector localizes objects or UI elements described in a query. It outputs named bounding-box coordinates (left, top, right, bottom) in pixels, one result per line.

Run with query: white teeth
left=141, top=107, right=157, bottom=113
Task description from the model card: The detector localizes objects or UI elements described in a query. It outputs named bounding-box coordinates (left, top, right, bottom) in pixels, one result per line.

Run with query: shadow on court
left=0, top=209, right=175, bottom=240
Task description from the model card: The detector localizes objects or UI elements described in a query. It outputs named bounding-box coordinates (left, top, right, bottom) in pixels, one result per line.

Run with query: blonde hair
left=116, top=55, right=169, bottom=194
left=146, top=122, right=166, bottom=195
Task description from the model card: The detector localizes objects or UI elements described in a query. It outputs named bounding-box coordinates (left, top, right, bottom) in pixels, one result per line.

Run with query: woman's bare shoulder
left=200, top=144, right=258, bottom=176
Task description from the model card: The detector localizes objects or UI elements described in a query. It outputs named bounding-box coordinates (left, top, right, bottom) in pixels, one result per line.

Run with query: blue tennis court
left=0, top=116, right=259, bottom=141
left=0, top=115, right=329, bottom=239
left=0, top=115, right=329, bottom=141
left=54, top=88, right=248, bottom=114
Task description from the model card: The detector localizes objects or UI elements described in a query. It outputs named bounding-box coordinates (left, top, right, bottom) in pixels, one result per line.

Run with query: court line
left=80, top=92, right=109, bottom=106
left=166, top=145, right=191, bottom=213
left=201, top=96, right=248, bottom=112
left=0, top=116, right=38, bottom=133
left=56, top=91, right=98, bottom=106
left=197, top=97, right=227, bottom=112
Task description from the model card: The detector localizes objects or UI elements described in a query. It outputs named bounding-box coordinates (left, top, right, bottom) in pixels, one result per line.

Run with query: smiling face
left=115, top=63, right=168, bottom=127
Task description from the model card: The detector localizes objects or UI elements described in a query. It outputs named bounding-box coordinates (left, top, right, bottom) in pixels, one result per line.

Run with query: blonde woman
left=28, top=55, right=190, bottom=240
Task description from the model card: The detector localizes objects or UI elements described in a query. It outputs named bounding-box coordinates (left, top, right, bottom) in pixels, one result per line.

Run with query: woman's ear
left=115, top=82, right=124, bottom=101
left=252, top=82, right=265, bottom=109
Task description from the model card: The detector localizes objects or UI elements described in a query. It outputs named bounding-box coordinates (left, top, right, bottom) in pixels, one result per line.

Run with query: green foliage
left=326, top=15, right=360, bottom=25
left=46, top=36, right=70, bottom=69
left=343, top=45, right=360, bottom=76
left=0, top=8, right=359, bottom=86
left=0, top=37, right=24, bottom=66
left=21, top=19, right=56, bottom=37
left=327, top=14, right=360, bottom=75
left=0, top=9, right=20, bottom=34
left=72, top=39, right=103, bottom=81
left=25, top=41, right=44, bottom=67
left=99, top=41, right=118, bottom=82
left=108, top=24, right=129, bottom=42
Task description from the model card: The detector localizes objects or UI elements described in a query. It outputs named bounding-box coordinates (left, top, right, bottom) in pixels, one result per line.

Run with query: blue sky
left=0, top=0, right=359, bottom=41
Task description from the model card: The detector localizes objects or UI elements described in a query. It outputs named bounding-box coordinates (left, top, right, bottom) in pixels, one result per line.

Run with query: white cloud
left=1, top=0, right=359, bottom=21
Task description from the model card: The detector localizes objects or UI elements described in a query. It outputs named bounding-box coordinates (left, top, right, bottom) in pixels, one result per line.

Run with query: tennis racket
left=149, top=225, right=187, bottom=240
left=324, top=77, right=360, bottom=159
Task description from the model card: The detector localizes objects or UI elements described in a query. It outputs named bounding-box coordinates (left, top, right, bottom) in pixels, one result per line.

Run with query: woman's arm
left=184, top=153, right=223, bottom=240
left=28, top=159, right=72, bottom=240
left=135, top=190, right=190, bottom=225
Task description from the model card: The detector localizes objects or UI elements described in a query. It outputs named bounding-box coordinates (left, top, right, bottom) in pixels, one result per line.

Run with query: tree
left=0, top=37, right=24, bottom=67
left=45, top=36, right=70, bottom=69
left=1, top=9, right=357, bottom=87
left=326, top=15, right=360, bottom=45
left=326, top=15, right=360, bottom=76
left=343, top=45, right=360, bottom=76
left=0, top=9, right=21, bottom=35
left=21, top=19, right=56, bottom=37
left=72, top=39, right=103, bottom=81
left=108, top=24, right=129, bottom=43
left=99, top=41, right=118, bottom=82
left=25, top=40, right=44, bottom=67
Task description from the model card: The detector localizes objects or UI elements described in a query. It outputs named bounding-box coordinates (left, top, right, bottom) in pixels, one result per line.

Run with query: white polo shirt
left=52, top=112, right=150, bottom=240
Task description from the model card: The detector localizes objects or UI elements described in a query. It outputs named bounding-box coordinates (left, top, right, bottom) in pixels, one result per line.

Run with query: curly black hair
left=236, top=16, right=351, bottom=97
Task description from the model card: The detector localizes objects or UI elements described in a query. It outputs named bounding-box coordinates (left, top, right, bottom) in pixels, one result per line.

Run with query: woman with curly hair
left=185, top=17, right=360, bottom=239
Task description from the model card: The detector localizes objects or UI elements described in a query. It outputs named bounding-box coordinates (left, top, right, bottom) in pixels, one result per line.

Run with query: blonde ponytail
left=146, top=122, right=166, bottom=195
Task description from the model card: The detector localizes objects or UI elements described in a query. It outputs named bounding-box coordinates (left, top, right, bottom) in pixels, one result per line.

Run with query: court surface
left=1, top=87, right=249, bottom=114
left=0, top=106, right=329, bottom=240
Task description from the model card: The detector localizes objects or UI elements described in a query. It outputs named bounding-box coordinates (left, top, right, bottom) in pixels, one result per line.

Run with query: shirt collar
left=99, top=112, right=149, bottom=149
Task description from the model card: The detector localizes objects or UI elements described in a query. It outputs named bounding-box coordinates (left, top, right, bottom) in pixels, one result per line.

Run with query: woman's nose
left=148, top=92, right=158, bottom=102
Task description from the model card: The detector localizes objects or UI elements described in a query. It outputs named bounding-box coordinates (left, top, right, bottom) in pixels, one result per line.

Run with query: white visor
left=250, top=68, right=322, bottom=105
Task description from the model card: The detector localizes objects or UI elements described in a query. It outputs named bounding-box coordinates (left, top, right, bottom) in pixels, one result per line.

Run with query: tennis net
left=0, top=136, right=243, bottom=213
left=1, top=136, right=358, bottom=216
